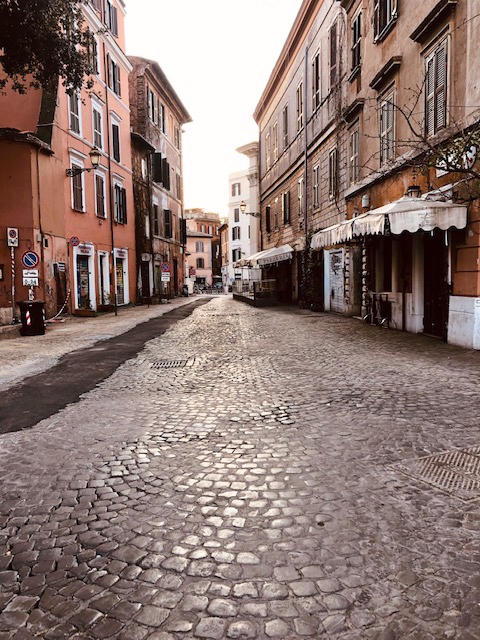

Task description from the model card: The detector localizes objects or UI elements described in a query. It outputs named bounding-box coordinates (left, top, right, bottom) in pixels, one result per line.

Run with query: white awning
left=311, top=220, right=354, bottom=249
left=236, top=244, right=294, bottom=268
left=352, top=212, right=386, bottom=237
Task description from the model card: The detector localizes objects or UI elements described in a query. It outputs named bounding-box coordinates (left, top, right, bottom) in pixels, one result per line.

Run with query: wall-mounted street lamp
left=239, top=201, right=261, bottom=218
left=66, top=147, right=101, bottom=177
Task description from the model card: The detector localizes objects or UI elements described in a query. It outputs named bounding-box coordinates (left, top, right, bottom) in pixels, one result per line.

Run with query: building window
left=312, top=51, right=320, bottom=111
left=298, top=177, right=304, bottom=216
left=296, top=81, right=304, bottom=131
left=176, top=173, right=181, bottom=199
left=86, top=31, right=99, bottom=75
left=153, top=203, right=159, bottom=236
left=145, top=212, right=150, bottom=239
left=232, top=249, right=242, bottom=263
left=164, top=209, right=172, bottom=238
left=329, top=22, right=338, bottom=90
left=158, top=101, right=165, bottom=133
left=148, top=88, right=157, bottom=123
left=69, top=93, right=81, bottom=134
left=313, top=164, right=320, bottom=208
left=274, top=197, right=279, bottom=229
left=265, top=131, right=271, bottom=170
left=104, top=0, right=118, bottom=36
left=234, top=208, right=239, bottom=223
left=232, top=226, right=241, bottom=241
left=174, top=126, right=180, bottom=149
left=196, top=241, right=204, bottom=252
left=265, top=205, right=271, bottom=233
left=351, top=11, right=362, bottom=71
left=273, top=121, right=278, bottom=162
left=283, top=104, right=289, bottom=148
left=349, top=127, right=359, bottom=184
left=196, top=257, right=205, bottom=269
left=107, top=55, right=121, bottom=96
left=374, top=0, right=398, bottom=41
left=232, top=182, right=241, bottom=197
left=71, top=164, right=84, bottom=211
left=114, top=183, right=127, bottom=223
left=92, top=107, right=103, bottom=149
left=201, top=224, right=206, bottom=232
left=425, top=41, right=447, bottom=136
left=380, top=91, right=395, bottom=164
left=112, top=121, right=120, bottom=162
left=95, top=173, right=106, bottom=218
left=328, top=148, right=338, bottom=197
left=283, top=191, right=291, bottom=224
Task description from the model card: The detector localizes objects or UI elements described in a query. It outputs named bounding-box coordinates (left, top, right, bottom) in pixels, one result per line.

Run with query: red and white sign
left=70, top=236, right=80, bottom=247
left=161, top=262, right=170, bottom=272
left=22, top=251, right=40, bottom=269
left=7, top=228, right=19, bottom=247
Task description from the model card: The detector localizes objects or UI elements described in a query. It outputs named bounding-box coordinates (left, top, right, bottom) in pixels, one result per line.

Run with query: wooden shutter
left=121, top=188, right=127, bottom=223
left=164, top=210, right=172, bottom=238
left=329, top=22, right=337, bottom=88
left=96, top=175, right=105, bottom=216
left=93, top=110, right=102, bottom=148
left=162, top=158, right=170, bottom=190
left=112, top=124, right=120, bottom=161
left=435, top=44, right=447, bottom=131
left=152, top=153, right=163, bottom=182
left=425, top=56, right=435, bottom=135
left=111, top=6, right=118, bottom=36
left=104, top=0, right=110, bottom=28
left=72, top=169, right=83, bottom=211
left=373, top=0, right=380, bottom=39
left=180, top=218, right=187, bottom=244
left=266, top=205, right=271, bottom=233
left=106, top=53, right=112, bottom=89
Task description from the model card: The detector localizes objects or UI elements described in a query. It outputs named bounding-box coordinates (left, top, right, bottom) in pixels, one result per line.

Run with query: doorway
left=424, top=229, right=449, bottom=339
left=116, top=259, right=125, bottom=305
left=173, top=258, right=179, bottom=295
left=76, top=256, right=90, bottom=309
left=141, top=261, right=151, bottom=301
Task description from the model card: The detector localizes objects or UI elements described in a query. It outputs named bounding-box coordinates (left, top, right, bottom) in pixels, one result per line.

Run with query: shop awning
left=237, top=244, right=294, bottom=267
left=311, top=196, right=467, bottom=249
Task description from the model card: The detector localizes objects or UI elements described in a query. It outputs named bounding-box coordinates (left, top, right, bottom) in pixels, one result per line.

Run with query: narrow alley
left=1, top=298, right=480, bottom=639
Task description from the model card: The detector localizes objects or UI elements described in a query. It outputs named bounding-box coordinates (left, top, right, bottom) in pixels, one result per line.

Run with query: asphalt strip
left=0, top=299, right=212, bottom=435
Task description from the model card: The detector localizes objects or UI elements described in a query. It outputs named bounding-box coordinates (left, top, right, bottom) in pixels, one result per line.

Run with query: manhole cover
left=151, top=358, right=194, bottom=369
left=393, top=445, right=480, bottom=501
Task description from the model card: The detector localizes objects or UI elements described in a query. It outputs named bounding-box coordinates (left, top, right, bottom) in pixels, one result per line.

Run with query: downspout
left=303, top=45, right=309, bottom=301
left=103, top=40, right=118, bottom=316
left=35, top=148, right=47, bottom=307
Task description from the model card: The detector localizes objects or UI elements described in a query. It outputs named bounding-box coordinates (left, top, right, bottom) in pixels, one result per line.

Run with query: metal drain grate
left=151, top=358, right=194, bottom=370
left=393, top=445, right=480, bottom=502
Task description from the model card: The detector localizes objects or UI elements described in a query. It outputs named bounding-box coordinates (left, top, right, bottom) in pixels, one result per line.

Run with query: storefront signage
left=78, top=244, right=94, bottom=256
left=21, top=251, right=40, bottom=269
left=258, top=252, right=293, bottom=266
left=7, top=228, right=19, bottom=247
left=116, top=249, right=127, bottom=259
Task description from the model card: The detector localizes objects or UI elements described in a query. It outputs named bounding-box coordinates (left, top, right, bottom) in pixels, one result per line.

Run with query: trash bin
left=18, top=300, right=46, bottom=336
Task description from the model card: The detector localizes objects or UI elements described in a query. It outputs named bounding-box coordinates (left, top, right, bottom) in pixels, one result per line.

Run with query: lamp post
left=239, top=201, right=261, bottom=218
left=66, top=147, right=101, bottom=177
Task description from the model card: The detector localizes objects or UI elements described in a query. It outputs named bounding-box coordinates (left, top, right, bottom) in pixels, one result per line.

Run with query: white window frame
left=425, top=38, right=448, bottom=137
left=379, top=90, right=395, bottom=165
left=91, top=102, right=103, bottom=150
left=298, top=177, right=304, bottom=217
left=351, top=9, right=362, bottom=71
left=148, top=88, right=157, bottom=123
left=69, top=92, right=82, bottom=136
left=273, top=121, right=278, bottom=162
left=312, top=50, right=321, bottom=112
left=349, top=126, right=360, bottom=185
left=283, top=104, right=289, bottom=148
left=313, top=164, right=320, bottom=209
left=265, top=131, right=271, bottom=170
left=152, top=196, right=160, bottom=236
left=113, top=177, right=126, bottom=224
left=111, top=114, right=121, bottom=163
left=69, top=153, right=86, bottom=213
left=296, top=81, right=304, bottom=131
left=94, top=169, right=107, bottom=218
left=328, top=147, right=338, bottom=198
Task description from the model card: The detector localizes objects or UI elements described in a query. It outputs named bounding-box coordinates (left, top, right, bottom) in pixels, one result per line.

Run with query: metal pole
left=10, top=246, right=15, bottom=322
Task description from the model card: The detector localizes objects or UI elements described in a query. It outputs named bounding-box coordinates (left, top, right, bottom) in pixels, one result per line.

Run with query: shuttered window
left=158, top=100, right=165, bottom=133
left=329, top=22, right=337, bottom=89
left=196, top=241, right=204, bottom=252
left=380, top=92, right=395, bottom=164
left=72, top=166, right=83, bottom=211
left=351, top=11, right=361, bottom=71
left=265, top=132, right=271, bottom=170
left=93, top=108, right=102, bottom=149
left=114, top=184, right=127, bottom=223
left=313, top=164, right=320, bottom=208
left=95, top=174, right=106, bottom=217
left=312, top=52, right=320, bottom=111
left=298, top=176, right=304, bottom=213
left=112, top=123, right=120, bottom=162
left=283, top=105, right=289, bottom=148
left=164, top=209, right=172, bottom=238
left=349, top=127, right=359, bottom=184
left=69, top=94, right=81, bottom=134
left=283, top=191, right=291, bottom=224
left=107, top=55, right=121, bottom=96
left=273, top=122, right=278, bottom=162
left=265, top=205, right=271, bottom=233
left=296, top=82, right=304, bottom=131
left=153, top=204, right=159, bottom=235
left=328, top=148, right=338, bottom=197
left=426, top=42, right=447, bottom=136
left=374, top=0, right=398, bottom=40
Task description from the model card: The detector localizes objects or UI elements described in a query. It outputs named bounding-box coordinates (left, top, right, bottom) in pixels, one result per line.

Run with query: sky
left=125, top=0, right=304, bottom=216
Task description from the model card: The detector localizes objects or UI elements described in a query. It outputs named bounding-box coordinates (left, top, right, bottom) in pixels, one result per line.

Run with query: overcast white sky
left=125, top=0, right=304, bottom=216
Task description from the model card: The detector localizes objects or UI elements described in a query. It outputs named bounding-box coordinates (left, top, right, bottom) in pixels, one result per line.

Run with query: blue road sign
left=22, top=251, right=40, bottom=269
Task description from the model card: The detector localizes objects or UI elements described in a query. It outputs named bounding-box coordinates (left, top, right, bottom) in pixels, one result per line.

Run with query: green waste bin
left=18, top=300, right=46, bottom=336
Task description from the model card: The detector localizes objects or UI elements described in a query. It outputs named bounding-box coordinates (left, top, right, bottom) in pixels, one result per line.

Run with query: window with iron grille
left=313, top=164, right=320, bottom=208
left=69, top=93, right=81, bottom=134
left=93, top=107, right=102, bottom=149
left=114, top=183, right=127, bottom=223
left=328, top=148, right=338, bottom=197
left=349, top=127, right=359, bottom=184
left=312, top=52, right=320, bottom=111
left=296, top=82, right=304, bottom=131
left=72, top=165, right=83, bottom=211
left=283, top=191, right=291, bottom=224
left=95, top=173, right=106, bottom=218
left=379, top=91, right=395, bottom=164
left=425, top=41, right=447, bottom=136
left=283, top=104, right=289, bottom=148
left=164, top=209, right=172, bottom=238
left=153, top=203, right=159, bottom=235
left=374, top=0, right=398, bottom=41
left=351, top=11, right=361, bottom=71
left=329, top=22, right=337, bottom=90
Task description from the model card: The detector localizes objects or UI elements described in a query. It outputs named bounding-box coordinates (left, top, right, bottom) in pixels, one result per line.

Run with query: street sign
left=23, top=277, right=38, bottom=286
left=70, top=236, right=80, bottom=247
left=7, top=228, right=19, bottom=247
left=161, top=262, right=170, bottom=272
left=161, top=272, right=171, bottom=282
left=22, top=251, right=40, bottom=269
left=23, top=269, right=38, bottom=278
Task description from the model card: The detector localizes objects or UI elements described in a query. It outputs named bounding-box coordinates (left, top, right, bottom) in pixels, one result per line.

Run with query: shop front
left=114, top=248, right=130, bottom=306
left=73, top=243, right=96, bottom=312
left=237, top=244, right=295, bottom=304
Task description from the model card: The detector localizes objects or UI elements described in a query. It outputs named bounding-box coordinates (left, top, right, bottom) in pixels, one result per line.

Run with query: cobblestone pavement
left=1, top=297, right=480, bottom=640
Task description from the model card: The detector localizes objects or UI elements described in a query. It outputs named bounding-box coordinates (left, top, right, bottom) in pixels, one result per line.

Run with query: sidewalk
left=0, top=297, right=202, bottom=392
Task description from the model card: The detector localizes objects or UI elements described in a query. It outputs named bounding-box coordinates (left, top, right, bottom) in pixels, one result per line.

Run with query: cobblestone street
left=2, top=296, right=480, bottom=639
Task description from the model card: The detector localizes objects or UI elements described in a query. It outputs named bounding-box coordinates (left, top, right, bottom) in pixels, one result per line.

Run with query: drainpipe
left=35, top=148, right=47, bottom=306
left=303, top=45, right=309, bottom=299
left=103, top=40, right=118, bottom=316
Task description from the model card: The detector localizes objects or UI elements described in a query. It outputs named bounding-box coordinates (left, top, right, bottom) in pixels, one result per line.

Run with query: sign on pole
left=161, top=262, right=171, bottom=273
left=161, top=272, right=171, bottom=282
left=7, top=228, right=19, bottom=247
left=23, top=277, right=39, bottom=287
left=70, top=236, right=80, bottom=247
left=21, top=251, right=40, bottom=269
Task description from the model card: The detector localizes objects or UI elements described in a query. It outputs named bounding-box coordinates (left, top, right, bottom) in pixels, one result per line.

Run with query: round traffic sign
left=22, top=251, right=40, bottom=269
left=161, top=262, right=170, bottom=272
left=8, top=229, right=17, bottom=239
left=70, top=236, right=80, bottom=247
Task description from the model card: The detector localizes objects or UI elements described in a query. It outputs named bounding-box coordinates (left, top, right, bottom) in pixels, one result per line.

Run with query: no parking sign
left=22, top=251, right=40, bottom=269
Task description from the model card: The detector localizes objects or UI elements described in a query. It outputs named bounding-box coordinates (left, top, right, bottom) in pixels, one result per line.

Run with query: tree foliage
left=0, top=0, right=94, bottom=94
